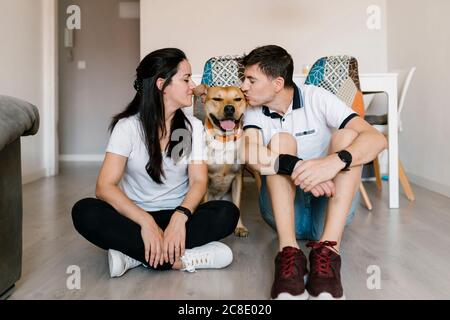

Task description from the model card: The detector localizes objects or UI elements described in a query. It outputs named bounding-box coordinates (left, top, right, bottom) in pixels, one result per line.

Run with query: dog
left=194, top=85, right=249, bottom=237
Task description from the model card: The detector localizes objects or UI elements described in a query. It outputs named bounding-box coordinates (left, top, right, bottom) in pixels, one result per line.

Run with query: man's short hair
left=243, top=45, right=295, bottom=88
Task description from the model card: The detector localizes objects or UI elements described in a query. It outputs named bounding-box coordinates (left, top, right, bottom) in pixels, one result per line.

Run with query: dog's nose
left=224, top=105, right=235, bottom=116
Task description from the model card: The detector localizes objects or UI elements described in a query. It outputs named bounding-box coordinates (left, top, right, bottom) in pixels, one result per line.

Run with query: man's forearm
left=243, top=141, right=305, bottom=176
left=242, top=141, right=279, bottom=175
left=345, top=131, right=388, bottom=167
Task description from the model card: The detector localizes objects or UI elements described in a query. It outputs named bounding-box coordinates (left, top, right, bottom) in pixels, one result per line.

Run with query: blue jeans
left=259, top=176, right=359, bottom=241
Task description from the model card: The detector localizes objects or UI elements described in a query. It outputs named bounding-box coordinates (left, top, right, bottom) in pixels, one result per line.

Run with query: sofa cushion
left=0, top=95, right=40, bottom=151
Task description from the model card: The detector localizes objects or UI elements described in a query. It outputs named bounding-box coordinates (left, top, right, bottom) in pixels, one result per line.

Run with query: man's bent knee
left=268, top=132, right=297, bottom=155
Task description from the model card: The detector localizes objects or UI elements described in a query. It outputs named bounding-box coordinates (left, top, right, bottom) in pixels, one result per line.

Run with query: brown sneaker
left=271, top=246, right=309, bottom=300
left=306, top=241, right=346, bottom=300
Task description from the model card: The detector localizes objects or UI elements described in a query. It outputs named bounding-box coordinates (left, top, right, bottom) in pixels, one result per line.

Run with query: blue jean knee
left=259, top=176, right=359, bottom=241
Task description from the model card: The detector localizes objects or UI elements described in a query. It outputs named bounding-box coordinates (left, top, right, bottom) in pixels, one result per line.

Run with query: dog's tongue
left=220, top=120, right=236, bottom=131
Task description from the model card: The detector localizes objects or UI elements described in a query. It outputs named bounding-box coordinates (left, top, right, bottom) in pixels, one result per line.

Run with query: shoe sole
left=272, top=274, right=309, bottom=300
left=308, top=292, right=346, bottom=300
left=273, top=291, right=309, bottom=300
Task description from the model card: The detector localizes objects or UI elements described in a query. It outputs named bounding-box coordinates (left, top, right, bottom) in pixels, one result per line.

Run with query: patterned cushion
left=305, top=55, right=365, bottom=117
left=201, top=55, right=245, bottom=87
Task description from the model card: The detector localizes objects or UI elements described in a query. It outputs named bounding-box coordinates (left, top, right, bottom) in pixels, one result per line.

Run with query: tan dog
left=194, top=85, right=249, bottom=237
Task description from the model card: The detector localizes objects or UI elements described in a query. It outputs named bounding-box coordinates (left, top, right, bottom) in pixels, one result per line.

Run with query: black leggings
left=72, top=198, right=239, bottom=271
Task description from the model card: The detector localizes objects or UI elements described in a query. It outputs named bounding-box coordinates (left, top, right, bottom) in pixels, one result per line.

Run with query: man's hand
left=309, top=180, right=336, bottom=198
left=291, top=155, right=345, bottom=193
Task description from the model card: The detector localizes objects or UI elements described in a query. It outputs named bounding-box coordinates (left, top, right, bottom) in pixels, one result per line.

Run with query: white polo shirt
left=243, top=84, right=358, bottom=160
left=106, top=114, right=206, bottom=212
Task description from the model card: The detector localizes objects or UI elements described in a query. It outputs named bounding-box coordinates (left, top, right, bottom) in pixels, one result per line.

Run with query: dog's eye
left=234, top=98, right=243, bottom=102
left=213, top=98, right=223, bottom=102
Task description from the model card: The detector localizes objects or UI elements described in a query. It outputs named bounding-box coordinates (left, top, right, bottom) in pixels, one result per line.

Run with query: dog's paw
left=234, top=226, right=249, bottom=238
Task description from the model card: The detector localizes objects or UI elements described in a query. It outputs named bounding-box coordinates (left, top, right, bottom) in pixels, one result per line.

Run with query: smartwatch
left=336, top=150, right=352, bottom=171
left=175, top=206, right=193, bottom=221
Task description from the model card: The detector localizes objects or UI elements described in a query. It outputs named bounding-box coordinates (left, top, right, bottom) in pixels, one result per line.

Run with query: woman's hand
left=163, top=211, right=188, bottom=265
left=140, top=216, right=165, bottom=268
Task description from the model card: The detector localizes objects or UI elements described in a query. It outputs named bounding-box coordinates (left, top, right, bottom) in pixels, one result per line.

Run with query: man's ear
left=156, top=78, right=165, bottom=91
left=273, top=77, right=285, bottom=92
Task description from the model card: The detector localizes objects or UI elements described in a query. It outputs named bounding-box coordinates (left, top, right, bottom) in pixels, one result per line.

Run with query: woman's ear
left=156, top=78, right=165, bottom=91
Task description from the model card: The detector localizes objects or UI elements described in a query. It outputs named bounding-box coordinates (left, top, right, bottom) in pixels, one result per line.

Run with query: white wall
left=387, top=0, right=450, bottom=197
left=0, top=0, right=46, bottom=183
left=141, top=0, right=388, bottom=74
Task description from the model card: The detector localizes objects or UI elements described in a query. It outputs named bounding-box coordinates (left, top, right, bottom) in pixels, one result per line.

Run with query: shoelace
left=181, top=251, right=212, bottom=273
left=279, top=247, right=299, bottom=278
left=306, top=241, right=338, bottom=277
left=124, top=255, right=141, bottom=268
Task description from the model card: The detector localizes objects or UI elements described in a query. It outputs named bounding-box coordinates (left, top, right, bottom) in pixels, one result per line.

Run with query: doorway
left=57, top=0, right=140, bottom=163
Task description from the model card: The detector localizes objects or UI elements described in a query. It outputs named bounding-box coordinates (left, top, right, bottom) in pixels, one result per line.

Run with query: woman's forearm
left=178, top=180, right=207, bottom=213
left=96, top=184, right=154, bottom=227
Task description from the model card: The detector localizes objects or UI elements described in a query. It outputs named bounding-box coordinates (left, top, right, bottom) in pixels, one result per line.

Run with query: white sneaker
left=180, top=242, right=233, bottom=273
left=108, top=249, right=142, bottom=278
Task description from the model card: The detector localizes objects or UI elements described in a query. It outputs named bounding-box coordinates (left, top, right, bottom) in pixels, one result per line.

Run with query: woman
left=72, top=48, right=239, bottom=277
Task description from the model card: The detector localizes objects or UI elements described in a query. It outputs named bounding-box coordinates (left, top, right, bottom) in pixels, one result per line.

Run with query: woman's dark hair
left=110, top=48, right=192, bottom=184
left=243, top=45, right=295, bottom=88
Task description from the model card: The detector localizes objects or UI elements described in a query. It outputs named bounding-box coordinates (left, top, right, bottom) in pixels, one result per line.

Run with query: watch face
left=338, top=151, right=352, bottom=168
left=340, top=151, right=352, bottom=163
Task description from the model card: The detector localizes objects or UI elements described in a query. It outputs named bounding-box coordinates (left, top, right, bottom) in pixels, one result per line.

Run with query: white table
left=191, top=73, right=400, bottom=209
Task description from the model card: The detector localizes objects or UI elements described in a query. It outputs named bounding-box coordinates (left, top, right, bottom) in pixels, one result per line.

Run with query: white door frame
left=42, top=0, right=59, bottom=176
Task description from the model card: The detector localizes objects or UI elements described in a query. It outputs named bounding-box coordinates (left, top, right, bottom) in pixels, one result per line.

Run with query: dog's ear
left=193, top=84, right=209, bottom=104
left=193, top=84, right=209, bottom=97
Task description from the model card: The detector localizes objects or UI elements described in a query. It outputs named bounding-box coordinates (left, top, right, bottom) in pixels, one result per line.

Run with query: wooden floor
left=10, top=162, right=450, bottom=300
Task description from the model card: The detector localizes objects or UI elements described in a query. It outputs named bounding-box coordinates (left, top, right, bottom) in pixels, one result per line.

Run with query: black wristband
left=175, top=206, right=192, bottom=221
left=276, top=154, right=302, bottom=175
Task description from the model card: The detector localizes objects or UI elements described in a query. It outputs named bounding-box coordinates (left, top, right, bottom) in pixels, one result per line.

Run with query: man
left=240, top=45, right=387, bottom=300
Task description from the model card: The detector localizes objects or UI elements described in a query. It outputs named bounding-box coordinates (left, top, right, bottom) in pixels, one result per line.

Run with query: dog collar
left=205, top=118, right=243, bottom=143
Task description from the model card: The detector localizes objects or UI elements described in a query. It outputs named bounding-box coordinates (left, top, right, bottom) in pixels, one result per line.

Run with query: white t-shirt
left=106, top=114, right=206, bottom=212
left=243, top=84, right=357, bottom=160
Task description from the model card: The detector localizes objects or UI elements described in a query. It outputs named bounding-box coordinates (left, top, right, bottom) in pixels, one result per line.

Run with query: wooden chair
left=305, top=55, right=374, bottom=210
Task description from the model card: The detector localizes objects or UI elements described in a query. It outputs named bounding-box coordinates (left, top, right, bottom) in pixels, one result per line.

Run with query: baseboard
left=407, top=172, right=450, bottom=198
left=22, top=168, right=46, bottom=185
left=361, top=177, right=376, bottom=182
left=59, top=154, right=104, bottom=162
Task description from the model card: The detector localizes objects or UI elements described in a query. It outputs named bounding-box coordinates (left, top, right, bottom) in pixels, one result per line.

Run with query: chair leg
left=399, top=160, right=415, bottom=201
left=373, top=156, right=382, bottom=190
left=359, top=182, right=373, bottom=210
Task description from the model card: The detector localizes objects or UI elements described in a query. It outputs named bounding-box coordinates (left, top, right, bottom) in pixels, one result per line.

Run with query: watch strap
left=337, top=150, right=352, bottom=171
left=175, top=206, right=192, bottom=221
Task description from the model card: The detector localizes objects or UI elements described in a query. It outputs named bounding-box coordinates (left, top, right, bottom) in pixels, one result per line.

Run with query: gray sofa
left=0, top=95, right=39, bottom=299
